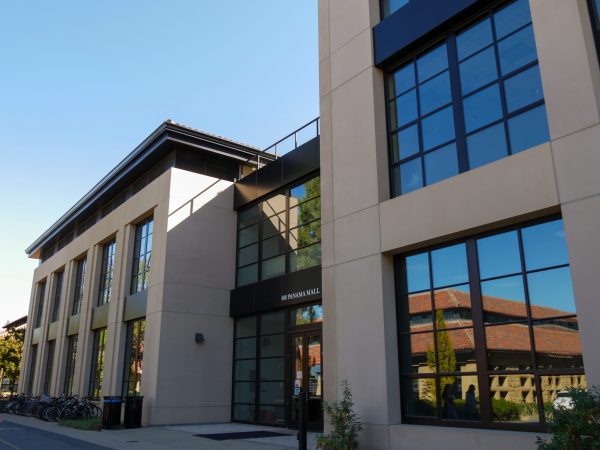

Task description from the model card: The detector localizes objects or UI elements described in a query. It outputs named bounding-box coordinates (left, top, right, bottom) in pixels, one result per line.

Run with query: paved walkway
left=0, top=415, right=318, bottom=450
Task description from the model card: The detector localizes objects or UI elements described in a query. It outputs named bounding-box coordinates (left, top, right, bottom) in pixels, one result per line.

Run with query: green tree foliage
left=425, top=310, right=457, bottom=400
left=0, top=328, right=25, bottom=393
left=536, top=386, right=600, bottom=450
left=316, top=380, right=363, bottom=450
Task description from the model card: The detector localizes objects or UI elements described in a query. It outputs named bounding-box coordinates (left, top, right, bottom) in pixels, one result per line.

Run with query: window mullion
left=447, top=34, right=469, bottom=174
left=465, top=239, right=492, bottom=425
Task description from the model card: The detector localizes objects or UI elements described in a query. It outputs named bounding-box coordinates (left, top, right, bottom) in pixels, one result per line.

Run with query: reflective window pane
left=403, top=377, right=438, bottom=418
left=235, top=338, right=256, bottom=359
left=237, top=264, right=258, bottom=287
left=459, top=47, right=498, bottom=95
left=233, top=404, right=254, bottom=421
left=262, top=195, right=287, bottom=215
left=262, top=235, right=286, bottom=259
left=481, top=275, right=527, bottom=324
left=498, top=25, right=537, bottom=75
left=477, top=231, right=521, bottom=279
left=443, top=376, right=481, bottom=421
left=527, top=267, right=576, bottom=318
left=424, top=143, right=459, bottom=186
left=393, top=125, right=420, bottom=162
left=260, top=334, right=284, bottom=358
left=504, top=65, right=544, bottom=113
left=398, top=292, right=433, bottom=333
left=467, top=123, right=508, bottom=170
left=441, top=329, right=477, bottom=372
left=417, top=44, right=449, bottom=82
left=290, top=243, right=321, bottom=272
left=494, top=0, right=532, bottom=39
left=522, top=220, right=569, bottom=271
left=400, top=332, right=436, bottom=374
left=431, top=244, right=469, bottom=288
left=486, top=323, right=533, bottom=371
left=457, top=18, right=493, bottom=60
left=490, top=374, right=539, bottom=423
left=262, top=214, right=286, bottom=239
left=260, top=358, right=284, bottom=381
left=239, top=207, right=259, bottom=228
left=238, top=244, right=258, bottom=267
left=239, top=224, right=258, bottom=247
left=534, top=319, right=583, bottom=370
left=236, top=316, right=257, bottom=338
left=292, top=197, right=320, bottom=227
left=235, top=360, right=256, bottom=381
left=540, top=375, right=587, bottom=414
left=262, top=255, right=285, bottom=280
left=290, top=177, right=320, bottom=204
left=463, top=84, right=503, bottom=133
left=234, top=382, right=256, bottom=403
left=397, top=158, right=423, bottom=195
left=401, top=253, right=430, bottom=293
left=390, top=63, right=415, bottom=97
left=422, top=106, right=455, bottom=150
left=259, top=404, right=285, bottom=425
left=259, top=381, right=285, bottom=405
left=261, top=311, right=285, bottom=334
left=434, top=285, right=472, bottom=329
left=291, top=305, right=323, bottom=326
left=419, top=71, right=451, bottom=115
left=391, top=89, right=418, bottom=129
left=508, top=105, right=549, bottom=153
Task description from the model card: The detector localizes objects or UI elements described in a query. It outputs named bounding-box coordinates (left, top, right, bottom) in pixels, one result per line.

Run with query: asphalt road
left=0, top=420, right=111, bottom=450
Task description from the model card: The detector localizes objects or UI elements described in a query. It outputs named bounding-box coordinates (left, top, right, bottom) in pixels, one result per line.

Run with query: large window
left=396, top=218, right=585, bottom=429
left=387, top=0, right=549, bottom=197
left=71, top=257, right=87, bottom=315
left=98, top=240, right=116, bottom=306
left=89, top=328, right=107, bottom=399
left=381, top=0, right=410, bottom=18
left=34, top=281, right=46, bottom=328
left=123, top=319, right=145, bottom=395
left=131, top=218, right=153, bottom=295
left=236, top=175, right=321, bottom=287
left=27, top=345, right=38, bottom=393
left=63, top=335, right=78, bottom=395
left=589, top=0, right=600, bottom=60
left=51, top=272, right=63, bottom=323
left=43, top=341, right=55, bottom=394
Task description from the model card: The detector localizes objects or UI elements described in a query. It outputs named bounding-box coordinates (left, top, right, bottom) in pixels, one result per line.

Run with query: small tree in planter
left=536, top=386, right=600, bottom=450
left=316, top=380, right=362, bottom=450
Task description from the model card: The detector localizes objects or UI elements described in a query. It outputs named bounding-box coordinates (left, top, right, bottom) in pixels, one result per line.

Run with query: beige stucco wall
left=319, top=0, right=600, bottom=448
left=19, top=167, right=238, bottom=426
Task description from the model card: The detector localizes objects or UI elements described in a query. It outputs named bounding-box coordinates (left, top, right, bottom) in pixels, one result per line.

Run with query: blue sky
left=0, top=1, right=318, bottom=325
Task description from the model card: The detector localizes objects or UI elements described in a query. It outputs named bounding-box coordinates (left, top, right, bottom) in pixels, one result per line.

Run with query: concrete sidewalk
left=0, top=415, right=315, bottom=450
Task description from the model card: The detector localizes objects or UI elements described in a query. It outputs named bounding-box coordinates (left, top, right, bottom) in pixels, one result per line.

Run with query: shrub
left=536, top=386, right=600, bottom=450
left=316, top=380, right=362, bottom=450
left=491, top=398, right=522, bottom=422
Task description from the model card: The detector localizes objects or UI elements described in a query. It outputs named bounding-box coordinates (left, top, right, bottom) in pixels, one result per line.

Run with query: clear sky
left=0, top=1, right=318, bottom=326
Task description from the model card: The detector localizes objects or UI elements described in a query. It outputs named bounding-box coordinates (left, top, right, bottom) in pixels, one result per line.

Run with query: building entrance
left=288, top=330, right=323, bottom=431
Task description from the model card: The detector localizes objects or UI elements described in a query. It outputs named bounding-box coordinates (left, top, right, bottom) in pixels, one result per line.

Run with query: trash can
left=102, top=396, right=122, bottom=429
left=124, top=395, right=144, bottom=429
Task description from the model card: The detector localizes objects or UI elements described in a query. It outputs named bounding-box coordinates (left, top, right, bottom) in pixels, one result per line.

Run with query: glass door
left=288, top=331, right=323, bottom=431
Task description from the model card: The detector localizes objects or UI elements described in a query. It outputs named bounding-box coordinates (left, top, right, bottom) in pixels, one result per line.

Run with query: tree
left=0, top=328, right=25, bottom=394
left=425, top=310, right=457, bottom=401
left=316, top=380, right=362, bottom=450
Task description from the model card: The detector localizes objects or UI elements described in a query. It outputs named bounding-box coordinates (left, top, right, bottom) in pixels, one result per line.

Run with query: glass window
left=51, top=272, right=63, bottom=323
left=34, top=281, right=46, bottom=328
left=396, top=218, right=583, bottom=429
left=88, top=328, right=107, bottom=399
left=122, top=319, right=145, bottom=396
left=27, top=345, right=38, bottom=394
left=130, top=217, right=153, bottom=295
left=382, top=0, right=410, bottom=19
left=43, top=341, right=55, bottom=394
left=98, top=240, right=116, bottom=306
left=290, top=305, right=323, bottom=326
left=72, top=257, right=87, bottom=315
left=387, top=0, right=548, bottom=198
left=63, top=335, right=78, bottom=395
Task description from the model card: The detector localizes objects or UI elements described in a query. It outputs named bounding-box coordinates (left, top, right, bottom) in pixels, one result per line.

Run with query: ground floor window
left=123, top=319, right=145, bottom=396
left=396, top=217, right=585, bottom=429
left=232, top=304, right=323, bottom=428
left=27, top=345, right=38, bottom=393
left=43, top=341, right=55, bottom=394
left=63, top=335, right=78, bottom=395
left=89, top=328, right=107, bottom=399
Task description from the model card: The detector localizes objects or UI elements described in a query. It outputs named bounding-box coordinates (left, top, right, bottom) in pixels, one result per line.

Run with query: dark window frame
left=394, top=215, right=585, bottom=432
left=385, top=0, right=549, bottom=198
left=43, top=340, right=56, bottom=394
left=236, top=173, right=321, bottom=287
left=63, top=335, right=78, bottom=395
left=27, top=345, right=38, bottom=394
left=122, top=318, right=145, bottom=396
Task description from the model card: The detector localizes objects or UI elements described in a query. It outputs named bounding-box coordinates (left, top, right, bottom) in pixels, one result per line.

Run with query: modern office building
left=19, top=0, right=600, bottom=447
left=319, top=0, right=600, bottom=448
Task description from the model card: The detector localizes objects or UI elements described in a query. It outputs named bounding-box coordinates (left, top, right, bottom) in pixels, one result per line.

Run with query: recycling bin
left=102, top=396, right=122, bottom=429
left=124, top=395, right=144, bottom=429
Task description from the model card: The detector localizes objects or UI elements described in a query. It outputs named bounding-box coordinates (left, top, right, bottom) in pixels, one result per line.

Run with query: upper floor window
left=387, top=0, right=549, bottom=197
left=34, top=281, right=46, bottom=328
left=131, top=218, right=153, bottom=295
left=51, top=271, right=63, bottom=323
left=72, top=257, right=87, bottom=315
left=236, top=175, right=321, bottom=287
left=98, top=239, right=116, bottom=306
left=382, top=0, right=410, bottom=19
left=396, top=218, right=585, bottom=429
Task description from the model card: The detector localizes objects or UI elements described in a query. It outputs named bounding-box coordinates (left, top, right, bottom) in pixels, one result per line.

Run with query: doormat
left=195, top=431, right=290, bottom=441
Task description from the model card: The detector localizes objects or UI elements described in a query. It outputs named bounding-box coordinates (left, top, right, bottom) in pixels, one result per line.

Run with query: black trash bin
left=124, top=396, right=144, bottom=429
left=102, top=396, right=122, bottom=429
